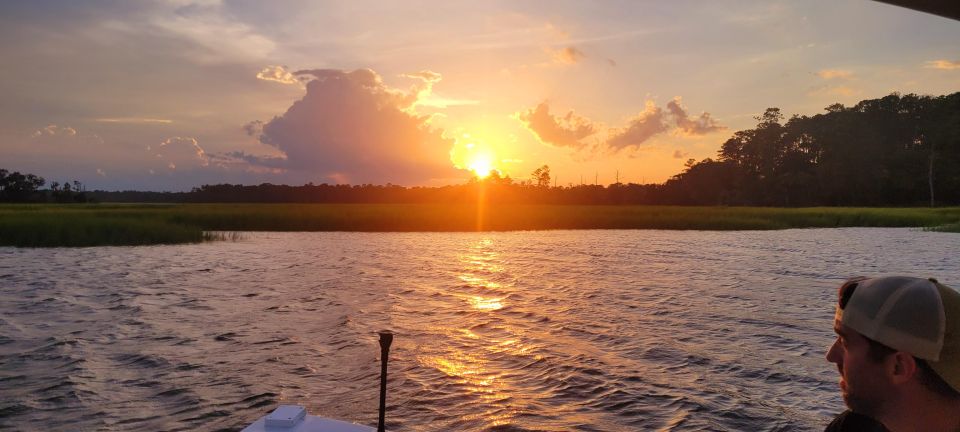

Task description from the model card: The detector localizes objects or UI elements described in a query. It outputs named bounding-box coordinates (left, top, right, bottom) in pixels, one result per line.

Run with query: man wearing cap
left=825, top=276, right=960, bottom=432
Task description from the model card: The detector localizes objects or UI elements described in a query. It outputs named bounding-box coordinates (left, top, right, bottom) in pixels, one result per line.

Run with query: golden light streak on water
left=469, top=296, right=503, bottom=311
left=458, top=274, right=502, bottom=289
left=413, top=236, right=521, bottom=426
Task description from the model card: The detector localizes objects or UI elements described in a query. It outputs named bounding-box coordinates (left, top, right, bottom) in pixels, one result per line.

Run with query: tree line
left=6, top=92, right=959, bottom=206
left=0, top=169, right=90, bottom=203
left=667, top=92, right=960, bottom=206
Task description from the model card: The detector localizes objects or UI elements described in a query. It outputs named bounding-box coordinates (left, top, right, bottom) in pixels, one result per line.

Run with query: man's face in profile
left=826, top=321, right=891, bottom=415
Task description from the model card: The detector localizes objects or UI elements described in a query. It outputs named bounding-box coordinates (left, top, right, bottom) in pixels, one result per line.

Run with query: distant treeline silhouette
left=92, top=180, right=668, bottom=205
left=0, top=169, right=90, bottom=203
left=670, top=92, right=960, bottom=206
left=5, top=92, right=959, bottom=206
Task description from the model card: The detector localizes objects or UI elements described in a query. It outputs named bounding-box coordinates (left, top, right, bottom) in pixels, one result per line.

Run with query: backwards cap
left=836, top=276, right=960, bottom=393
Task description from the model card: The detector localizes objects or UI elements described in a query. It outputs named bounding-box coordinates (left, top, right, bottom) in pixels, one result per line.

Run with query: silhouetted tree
left=0, top=170, right=45, bottom=202
left=531, top=165, right=551, bottom=187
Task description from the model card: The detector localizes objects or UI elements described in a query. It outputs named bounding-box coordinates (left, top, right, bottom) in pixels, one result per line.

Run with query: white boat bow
left=241, top=405, right=375, bottom=432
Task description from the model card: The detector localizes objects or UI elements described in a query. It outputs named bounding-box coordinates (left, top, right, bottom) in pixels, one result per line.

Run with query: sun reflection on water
left=469, top=296, right=503, bottom=311
left=415, top=236, right=531, bottom=427
left=458, top=274, right=502, bottom=289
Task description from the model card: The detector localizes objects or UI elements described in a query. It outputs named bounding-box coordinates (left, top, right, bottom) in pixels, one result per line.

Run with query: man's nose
left=826, top=338, right=841, bottom=363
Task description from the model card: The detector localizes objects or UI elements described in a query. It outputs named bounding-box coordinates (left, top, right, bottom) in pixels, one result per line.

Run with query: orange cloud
left=552, top=46, right=586, bottom=65
left=606, top=101, right=669, bottom=150
left=518, top=98, right=721, bottom=154
left=816, top=69, right=854, bottom=79
left=924, top=60, right=960, bottom=70
left=31, top=124, right=77, bottom=138
left=256, top=65, right=300, bottom=84
left=516, top=102, right=598, bottom=149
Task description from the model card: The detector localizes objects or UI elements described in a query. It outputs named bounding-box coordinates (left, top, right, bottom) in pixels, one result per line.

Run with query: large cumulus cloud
left=244, top=68, right=460, bottom=184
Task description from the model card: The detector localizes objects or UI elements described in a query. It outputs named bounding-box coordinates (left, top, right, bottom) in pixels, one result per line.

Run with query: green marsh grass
left=1, top=204, right=959, bottom=247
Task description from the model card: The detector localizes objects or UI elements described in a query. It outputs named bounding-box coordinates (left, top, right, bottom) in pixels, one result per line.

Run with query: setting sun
left=468, top=156, right=494, bottom=178
left=451, top=132, right=505, bottom=179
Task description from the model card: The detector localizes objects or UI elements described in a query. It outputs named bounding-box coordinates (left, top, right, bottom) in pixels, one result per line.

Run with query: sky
left=1, top=0, right=958, bottom=191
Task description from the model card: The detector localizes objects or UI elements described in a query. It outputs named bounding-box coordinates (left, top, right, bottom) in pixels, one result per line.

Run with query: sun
left=469, top=156, right=494, bottom=178
left=450, top=130, right=507, bottom=179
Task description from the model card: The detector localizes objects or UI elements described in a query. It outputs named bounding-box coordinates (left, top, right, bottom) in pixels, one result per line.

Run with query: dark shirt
left=825, top=410, right=890, bottom=432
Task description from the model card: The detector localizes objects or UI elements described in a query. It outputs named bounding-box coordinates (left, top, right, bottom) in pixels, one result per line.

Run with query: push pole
left=377, top=330, right=393, bottom=432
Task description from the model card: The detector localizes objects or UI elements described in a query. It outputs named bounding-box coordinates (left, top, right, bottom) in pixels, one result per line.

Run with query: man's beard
left=843, top=383, right=885, bottom=416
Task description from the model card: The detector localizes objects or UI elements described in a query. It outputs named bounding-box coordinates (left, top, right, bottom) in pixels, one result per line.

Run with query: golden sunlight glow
left=469, top=156, right=494, bottom=178
left=449, top=129, right=516, bottom=179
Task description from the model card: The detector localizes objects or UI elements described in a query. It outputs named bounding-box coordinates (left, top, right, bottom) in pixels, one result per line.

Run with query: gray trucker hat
left=835, top=276, right=960, bottom=392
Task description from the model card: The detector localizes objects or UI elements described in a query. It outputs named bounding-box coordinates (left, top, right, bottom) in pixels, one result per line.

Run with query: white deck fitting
left=242, top=405, right=375, bottom=432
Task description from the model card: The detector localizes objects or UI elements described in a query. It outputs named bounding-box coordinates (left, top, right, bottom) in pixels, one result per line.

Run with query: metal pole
left=377, top=331, right=393, bottom=432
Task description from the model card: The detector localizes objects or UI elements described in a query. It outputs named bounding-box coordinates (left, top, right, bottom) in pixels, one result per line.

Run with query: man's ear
left=889, top=351, right=918, bottom=384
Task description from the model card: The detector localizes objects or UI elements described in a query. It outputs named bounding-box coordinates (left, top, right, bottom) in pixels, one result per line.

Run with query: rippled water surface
left=2, top=229, right=959, bottom=431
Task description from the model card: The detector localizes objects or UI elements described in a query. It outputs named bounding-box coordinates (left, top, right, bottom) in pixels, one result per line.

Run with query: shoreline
left=2, top=203, right=959, bottom=247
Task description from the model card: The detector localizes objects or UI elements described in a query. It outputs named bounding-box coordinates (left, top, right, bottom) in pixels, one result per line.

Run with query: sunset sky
left=1, top=1, right=958, bottom=191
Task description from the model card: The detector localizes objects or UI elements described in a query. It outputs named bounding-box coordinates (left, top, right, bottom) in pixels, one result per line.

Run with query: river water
left=1, top=228, right=958, bottom=431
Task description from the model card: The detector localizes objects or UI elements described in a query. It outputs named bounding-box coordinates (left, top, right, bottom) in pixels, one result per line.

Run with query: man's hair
left=839, top=279, right=960, bottom=401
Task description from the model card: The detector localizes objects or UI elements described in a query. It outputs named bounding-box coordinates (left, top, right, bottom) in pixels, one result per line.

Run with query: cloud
left=924, top=60, right=960, bottom=70
left=518, top=98, right=721, bottom=154
left=666, top=97, right=725, bottom=135
left=256, top=65, right=300, bottom=85
left=94, top=117, right=173, bottom=124
left=243, top=120, right=264, bottom=137
left=415, top=95, right=481, bottom=108
left=399, top=70, right=448, bottom=109
left=400, top=70, right=479, bottom=108
left=402, top=70, right=442, bottom=83
left=216, top=150, right=286, bottom=169
left=31, top=124, right=77, bottom=138
left=606, top=101, right=669, bottom=150
left=154, top=136, right=208, bottom=170
left=673, top=150, right=689, bottom=159
left=242, top=68, right=459, bottom=184
left=291, top=68, right=420, bottom=110
left=816, top=69, right=854, bottom=79
left=516, top=102, right=598, bottom=149
left=149, top=2, right=275, bottom=64
left=551, top=46, right=586, bottom=65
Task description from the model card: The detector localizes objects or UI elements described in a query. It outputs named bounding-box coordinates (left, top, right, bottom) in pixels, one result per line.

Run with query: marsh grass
left=927, top=222, right=960, bottom=233
left=1, top=203, right=958, bottom=247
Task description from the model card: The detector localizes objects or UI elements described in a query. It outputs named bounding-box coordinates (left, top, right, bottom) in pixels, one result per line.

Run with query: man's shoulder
left=824, top=410, right=889, bottom=432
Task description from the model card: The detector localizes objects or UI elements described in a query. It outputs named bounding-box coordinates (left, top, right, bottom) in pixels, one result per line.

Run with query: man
left=825, top=276, right=960, bottom=432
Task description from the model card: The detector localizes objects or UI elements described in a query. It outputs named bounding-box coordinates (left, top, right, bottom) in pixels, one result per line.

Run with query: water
left=1, top=228, right=958, bottom=431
